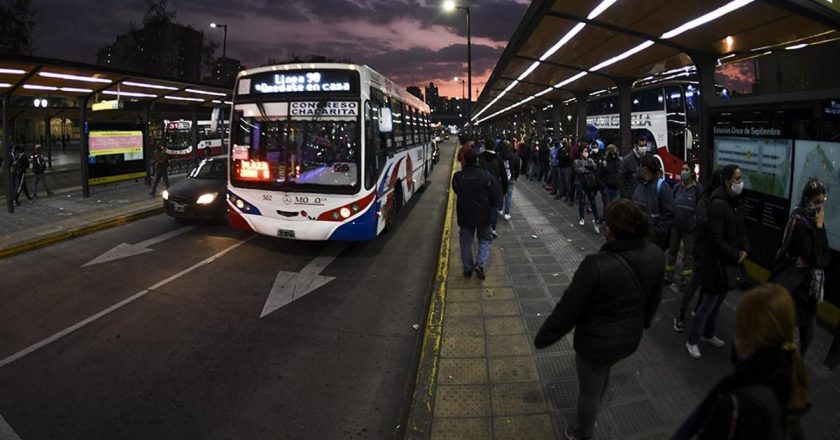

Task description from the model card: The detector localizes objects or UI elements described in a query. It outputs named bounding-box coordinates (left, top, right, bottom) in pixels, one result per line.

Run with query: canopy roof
left=472, top=0, right=840, bottom=124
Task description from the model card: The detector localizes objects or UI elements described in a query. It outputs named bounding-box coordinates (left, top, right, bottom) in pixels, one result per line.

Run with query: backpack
left=32, top=156, right=46, bottom=174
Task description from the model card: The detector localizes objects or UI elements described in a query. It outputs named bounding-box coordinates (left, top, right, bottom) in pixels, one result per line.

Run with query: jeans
left=688, top=292, right=727, bottom=345
left=504, top=179, right=516, bottom=215
left=601, top=187, right=620, bottom=211
left=32, top=173, right=52, bottom=196
left=549, top=166, right=559, bottom=189
left=679, top=263, right=704, bottom=318
left=558, top=167, right=571, bottom=199
left=459, top=226, right=492, bottom=273
left=150, top=172, right=169, bottom=194
left=577, top=187, right=600, bottom=222
left=667, top=229, right=695, bottom=286
left=574, top=353, right=613, bottom=438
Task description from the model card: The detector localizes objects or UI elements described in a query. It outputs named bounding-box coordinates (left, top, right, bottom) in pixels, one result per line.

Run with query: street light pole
left=443, top=2, right=472, bottom=124
left=210, top=23, right=228, bottom=59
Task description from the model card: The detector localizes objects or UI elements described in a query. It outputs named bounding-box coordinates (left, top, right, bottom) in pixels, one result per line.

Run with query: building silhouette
left=425, top=83, right=439, bottom=111
left=96, top=21, right=204, bottom=81
left=406, top=86, right=424, bottom=102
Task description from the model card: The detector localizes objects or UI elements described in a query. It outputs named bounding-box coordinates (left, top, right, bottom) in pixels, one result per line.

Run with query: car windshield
left=230, top=102, right=360, bottom=193
left=190, top=159, right=227, bottom=179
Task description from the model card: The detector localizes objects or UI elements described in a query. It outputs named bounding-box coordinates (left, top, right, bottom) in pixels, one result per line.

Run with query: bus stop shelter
left=1, top=55, right=234, bottom=214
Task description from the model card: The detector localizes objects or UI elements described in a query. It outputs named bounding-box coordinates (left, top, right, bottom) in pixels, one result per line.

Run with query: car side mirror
left=378, top=107, right=393, bottom=133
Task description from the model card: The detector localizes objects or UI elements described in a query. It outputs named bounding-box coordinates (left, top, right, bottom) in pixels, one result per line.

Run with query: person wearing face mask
left=535, top=199, right=664, bottom=440
left=686, top=164, right=748, bottom=359
left=665, top=162, right=704, bottom=288
left=574, top=146, right=602, bottom=234
left=620, top=136, right=652, bottom=199
left=631, top=155, right=674, bottom=250
left=769, top=178, right=830, bottom=355
left=673, top=284, right=809, bottom=440
left=598, top=144, right=623, bottom=211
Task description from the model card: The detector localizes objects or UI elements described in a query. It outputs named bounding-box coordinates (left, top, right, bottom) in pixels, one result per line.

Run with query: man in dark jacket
left=478, top=138, right=508, bottom=237
left=620, top=136, right=652, bottom=198
left=535, top=199, right=664, bottom=440
left=632, top=154, right=675, bottom=251
left=452, top=149, right=500, bottom=279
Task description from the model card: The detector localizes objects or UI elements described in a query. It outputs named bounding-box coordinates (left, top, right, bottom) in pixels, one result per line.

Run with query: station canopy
left=472, top=0, right=840, bottom=124
left=0, top=54, right=232, bottom=109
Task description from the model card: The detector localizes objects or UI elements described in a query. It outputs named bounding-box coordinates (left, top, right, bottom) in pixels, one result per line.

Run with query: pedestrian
left=537, top=140, right=550, bottom=184
left=769, top=178, right=830, bottom=355
left=620, top=136, right=651, bottom=199
left=674, top=169, right=722, bottom=333
left=686, top=164, right=748, bottom=359
left=452, top=149, right=500, bottom=280
left=574, top=146, right=602, bottom=234
left=665, top=162, right=703, bottom=287
left=12, top=145, right=32, bottom=206
left=30, top=145, right=53, bottom=198
left=535, top=199, right=664, bottom=440
left=501, top=141, right=520, bottom=221
left=457, top=133, right=475, bottom=169
left=631, top=154, right=675, bottom=250
left=555, top=140, right=573, bottom=201
left=672, top=283, right=810, bottom=440
left=477, top=137, right=508, bottom=238
left=548, top=141, right=560, bottom=194
left=149, top=144, right=170, bottom=197
left=597, top=144, right=622, bottom=211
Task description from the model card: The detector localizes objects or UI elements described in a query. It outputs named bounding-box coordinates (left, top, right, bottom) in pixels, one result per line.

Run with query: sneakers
left=503, top=214, right=511, bottom=221
left=686, top=342, right=702, bottom=359
left=593, top=220, right=600, bottom=235
left=578, top=218, right=585, bottom=226
left=673, top=317, right=685, bottom=333
left=492, top=230, right=498, bottom=239
left=474, top=266, right=486, bottom=280
left=564, top=426, right=590, bottom=440
left=702, top=336, right=726, bottom=348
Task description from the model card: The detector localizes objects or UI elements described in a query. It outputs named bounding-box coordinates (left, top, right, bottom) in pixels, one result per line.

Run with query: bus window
left=364, top=101, right=384, bottom=190
left=393, top=102, right=405, bottom=150
left=665, top=85, right=686, bottom=160
left=407, top=107, right=416, bottom=145
left=632, top=88, right=665, bottom=112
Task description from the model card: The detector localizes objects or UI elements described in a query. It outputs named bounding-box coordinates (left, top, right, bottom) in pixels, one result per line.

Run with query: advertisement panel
left=87, top=124, right=147, bottom=185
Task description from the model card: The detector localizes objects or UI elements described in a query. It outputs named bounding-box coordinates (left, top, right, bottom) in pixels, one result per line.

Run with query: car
left=162, top=157, right=227, bottom=222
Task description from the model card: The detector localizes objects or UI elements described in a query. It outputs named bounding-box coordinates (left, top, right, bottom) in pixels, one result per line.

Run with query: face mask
left=730, top=180, right=744, bottom=195
left=680, top=171, right=692, bottom=182
left=581, top=152, right=589, bottom=159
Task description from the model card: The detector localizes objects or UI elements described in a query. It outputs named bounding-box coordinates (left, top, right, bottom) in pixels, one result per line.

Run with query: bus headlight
left=197, top=192, right=217, bottom=205
left=161, top=190, right=169, bottom=200
left=339, top=207, right=351, bottom=219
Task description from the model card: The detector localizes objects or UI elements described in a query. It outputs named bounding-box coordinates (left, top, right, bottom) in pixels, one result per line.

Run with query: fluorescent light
left=554, top=71, right=588, bottom=88
left=212, top=99, right=222, bottom=104
left=785, top=43, right=808, bottom=50
left=517, top=62, right=541, bottom=81
left=122, top=81, right=177, bottom=90
left=503, top=81, right=519, bottom=93
left=660, top=0, right=754, bottom=40
left=0, top=83, right=11, bottom=88
left=540, top=22, right=586, bottom=61
left=587, top=0, right=617, bottom=19
left=590, top=40, right=654, bottom=71
left=23, top=84, right=58, bottom=91
left=224, top=101, right=233, bottom=105
left=39, top=71, right=112, bottom=83
left=103, top=90, right=157, bottom=98
left=0, top=68, right=26, bottom=74
left=166, top=96, right=205, bottom=102
left=719, top=54, right=736, bottom=61
left=534, top=87, right=554, bottom=98
left=185, top=88, right=226, bottom=96
left=60, top=87, right=93, bottom=93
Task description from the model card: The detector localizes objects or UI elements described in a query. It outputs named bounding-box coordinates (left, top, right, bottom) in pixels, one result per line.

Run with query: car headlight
left=196, top=192, right=218, bottom=205
left=161, top=190, right=169, bottom=200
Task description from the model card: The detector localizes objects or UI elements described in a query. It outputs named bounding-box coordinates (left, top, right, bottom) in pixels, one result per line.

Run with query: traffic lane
left=0, top=147, right=453, bottom=439
left=0, top=215, right=252, bottom=361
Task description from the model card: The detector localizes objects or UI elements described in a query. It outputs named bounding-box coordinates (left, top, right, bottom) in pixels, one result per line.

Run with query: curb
left=0, top=206, right=163, bottom=260
left=404, top=145, right=459, bottom=439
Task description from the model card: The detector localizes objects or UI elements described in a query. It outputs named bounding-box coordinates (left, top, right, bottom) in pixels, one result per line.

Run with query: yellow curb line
left=405, top=145, right=459, bottom=439
left=0, top=206, right=163, bottom=260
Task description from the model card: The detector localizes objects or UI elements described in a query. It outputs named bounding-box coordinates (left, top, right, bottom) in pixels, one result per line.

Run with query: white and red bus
left=226, top=63, right=435, bottom=241
left=164, top=120, right=227, bottom=158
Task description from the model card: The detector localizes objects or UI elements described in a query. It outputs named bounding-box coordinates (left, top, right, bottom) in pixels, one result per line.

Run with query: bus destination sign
left=248, top=70, right=359, bottom=95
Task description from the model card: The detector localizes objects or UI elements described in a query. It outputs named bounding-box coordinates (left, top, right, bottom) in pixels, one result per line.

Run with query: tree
left=0, top=0, right=36, bottom=55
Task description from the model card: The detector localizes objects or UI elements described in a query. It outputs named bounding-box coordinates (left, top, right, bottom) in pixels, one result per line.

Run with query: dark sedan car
left=162, top=157, right=227, bottom=222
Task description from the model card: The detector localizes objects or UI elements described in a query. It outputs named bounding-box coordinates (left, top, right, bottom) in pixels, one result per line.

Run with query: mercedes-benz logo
left=283, top=195, right=292, bottom=205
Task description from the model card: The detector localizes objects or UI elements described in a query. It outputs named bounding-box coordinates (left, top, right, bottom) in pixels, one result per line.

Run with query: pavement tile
left=430, top=417, right=491, bottom=440
left=434, top=385, right=490, bottom=418
left=486, top=335, right=533, bottom=357
left=544, top=379, right=578, bottom=411
left=442, top=335, right=486, bottom=358
left=447, top=288, right=483, bottom=302
left=481, top=287, right=515, bottom=300
left=492, top=413, right=554, bottom=440
left=604, top=398, right=667, bottom=437
left=488, top=356, right=539, bottom=384
left=438, top=358, right=488, bottom=385
left=476, top=275, right=511, bottom=287
left=519, top=299, right=554, bottom=316
left=481, top=300, right=519, bottom=317
left=490, top=382, right=548, bottom=415
left=485, top=317, right=527, bottom=336
left=443, top=316, right=485, bottom=338
left=535, top=353, right=577, bottom=380
left=447, top=301, right=482, bottom=317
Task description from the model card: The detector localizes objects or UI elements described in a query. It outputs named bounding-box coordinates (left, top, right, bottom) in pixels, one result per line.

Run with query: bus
left=226, top=63, right=435, bottom=241
left=585, top=81, right=725, bottom=179
left=164, top=119, right=228, bottom=158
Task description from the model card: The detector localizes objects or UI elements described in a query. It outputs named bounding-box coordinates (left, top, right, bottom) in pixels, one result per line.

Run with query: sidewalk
left=412, top=177, right=840, bottom=439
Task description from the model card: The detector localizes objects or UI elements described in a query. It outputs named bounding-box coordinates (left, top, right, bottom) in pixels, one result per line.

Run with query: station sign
left=240, top=69, right=359, bottom=96
left=91, top=100, right=123, bottom=112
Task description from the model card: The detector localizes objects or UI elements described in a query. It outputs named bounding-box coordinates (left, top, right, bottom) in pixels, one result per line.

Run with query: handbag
left=722, top=264, right=746, bottom=290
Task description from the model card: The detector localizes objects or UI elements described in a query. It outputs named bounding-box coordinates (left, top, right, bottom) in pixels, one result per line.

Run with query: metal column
left=45, top=117, right=52, bottom=168
left=551, top=101, right=562, bottom=139
left=3, top=97, right=12, bottom=214
left=80, top=97, right=90, bottom=198
left=143, top=103, right=151, bottom=185
left=617, top=78, right=633, bottom=154
left=535, top=106, right=545, bottom=138
left=692, top=54, right=717, bottom=183
left=575, top=93, right=588, bottom=142
left=190, top=106, right=199, bottom=165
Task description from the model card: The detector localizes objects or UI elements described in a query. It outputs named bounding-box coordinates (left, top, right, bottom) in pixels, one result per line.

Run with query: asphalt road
left=0, top=141, right=455, bottom=440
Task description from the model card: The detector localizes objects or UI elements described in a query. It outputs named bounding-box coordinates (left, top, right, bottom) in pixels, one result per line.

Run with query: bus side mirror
left=379, top=107, right=393, bottom=133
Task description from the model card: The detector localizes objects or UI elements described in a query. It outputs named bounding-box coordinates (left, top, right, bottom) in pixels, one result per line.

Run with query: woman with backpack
left=665, top=162, right=704, bottom=288
left=574, top=146, right=601, bottom=234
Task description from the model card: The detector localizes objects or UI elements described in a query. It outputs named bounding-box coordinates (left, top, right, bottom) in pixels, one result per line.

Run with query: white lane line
left=0, top=413, right=21, bottom=440
left=0, top=235, right=256, bottom=369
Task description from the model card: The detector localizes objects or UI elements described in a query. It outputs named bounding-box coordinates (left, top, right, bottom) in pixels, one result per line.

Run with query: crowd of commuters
left=450, top=131, right=837, bottom=439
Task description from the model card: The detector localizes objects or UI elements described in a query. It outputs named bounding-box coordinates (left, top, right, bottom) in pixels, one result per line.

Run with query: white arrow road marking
left=260, top=242, right=348, bottom=318
left=0, top=235, right=255, bottom=369
left=0, top=413, right=21, bottom=440
left=82, top=225, right=197, bottom=267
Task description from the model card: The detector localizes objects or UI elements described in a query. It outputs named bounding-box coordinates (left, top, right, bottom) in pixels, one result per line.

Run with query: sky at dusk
left=32, top=0, right=531, bottom=101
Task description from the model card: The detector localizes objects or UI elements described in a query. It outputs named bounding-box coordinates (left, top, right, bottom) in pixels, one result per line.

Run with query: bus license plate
left=277, top=229, right=295, bottom=238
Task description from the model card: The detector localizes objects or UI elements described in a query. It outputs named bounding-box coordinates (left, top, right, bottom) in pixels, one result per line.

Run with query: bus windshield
left=166, top=129, right=191, bottom=151
left=230, top=105, right=360, bottom=193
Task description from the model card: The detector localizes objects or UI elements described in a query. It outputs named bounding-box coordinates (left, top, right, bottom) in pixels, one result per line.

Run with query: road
left=0, top=141, right=455, bottom=440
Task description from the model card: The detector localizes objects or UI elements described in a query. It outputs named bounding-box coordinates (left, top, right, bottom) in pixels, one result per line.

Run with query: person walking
left=477, top=138, right=508, bottom=238
left=501, top=141, right=521, bottom=221
left=769, top=178, right=830, bottom=355
left=673, top=283, right=810, bottom=440
left=686, top=164, right=748, bottom=359
left=665, top=162, right=703, bottom=287
left=12, top=145, right=32, bottom=206
left=574, top=146, right=602, bottom=234
left=149, top=144, right=170, bottom=197
left=548, top=141, right=560, bottom=194
left=30, top=145, right=53, bottom=198
left=535, top=199, right=664, bottom=440
left=631, top=155, right=675, bottom=250
left=452, top=149, right=500, bottom=280
left=457, top=133, right=475, bottom=170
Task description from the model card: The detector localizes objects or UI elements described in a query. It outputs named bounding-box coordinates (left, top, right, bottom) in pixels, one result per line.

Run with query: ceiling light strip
left=660, top=0, right=754, bottom=39
left=165, top=96, right=205, bottom=102
left=102, top=90, right=157, bottom=98
left=123, top=81, right=178, bottom=90
left=39, top=71, right=112, bottom=83
left=0, top=68, right=26, bottom=75
left=185, top=88, right=227, bottom=96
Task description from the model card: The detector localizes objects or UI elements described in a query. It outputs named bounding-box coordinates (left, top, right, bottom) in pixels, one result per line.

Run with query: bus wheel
left=419, top=164, right=429, bottom=192
left=384, top=183, right=403, bottom=234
